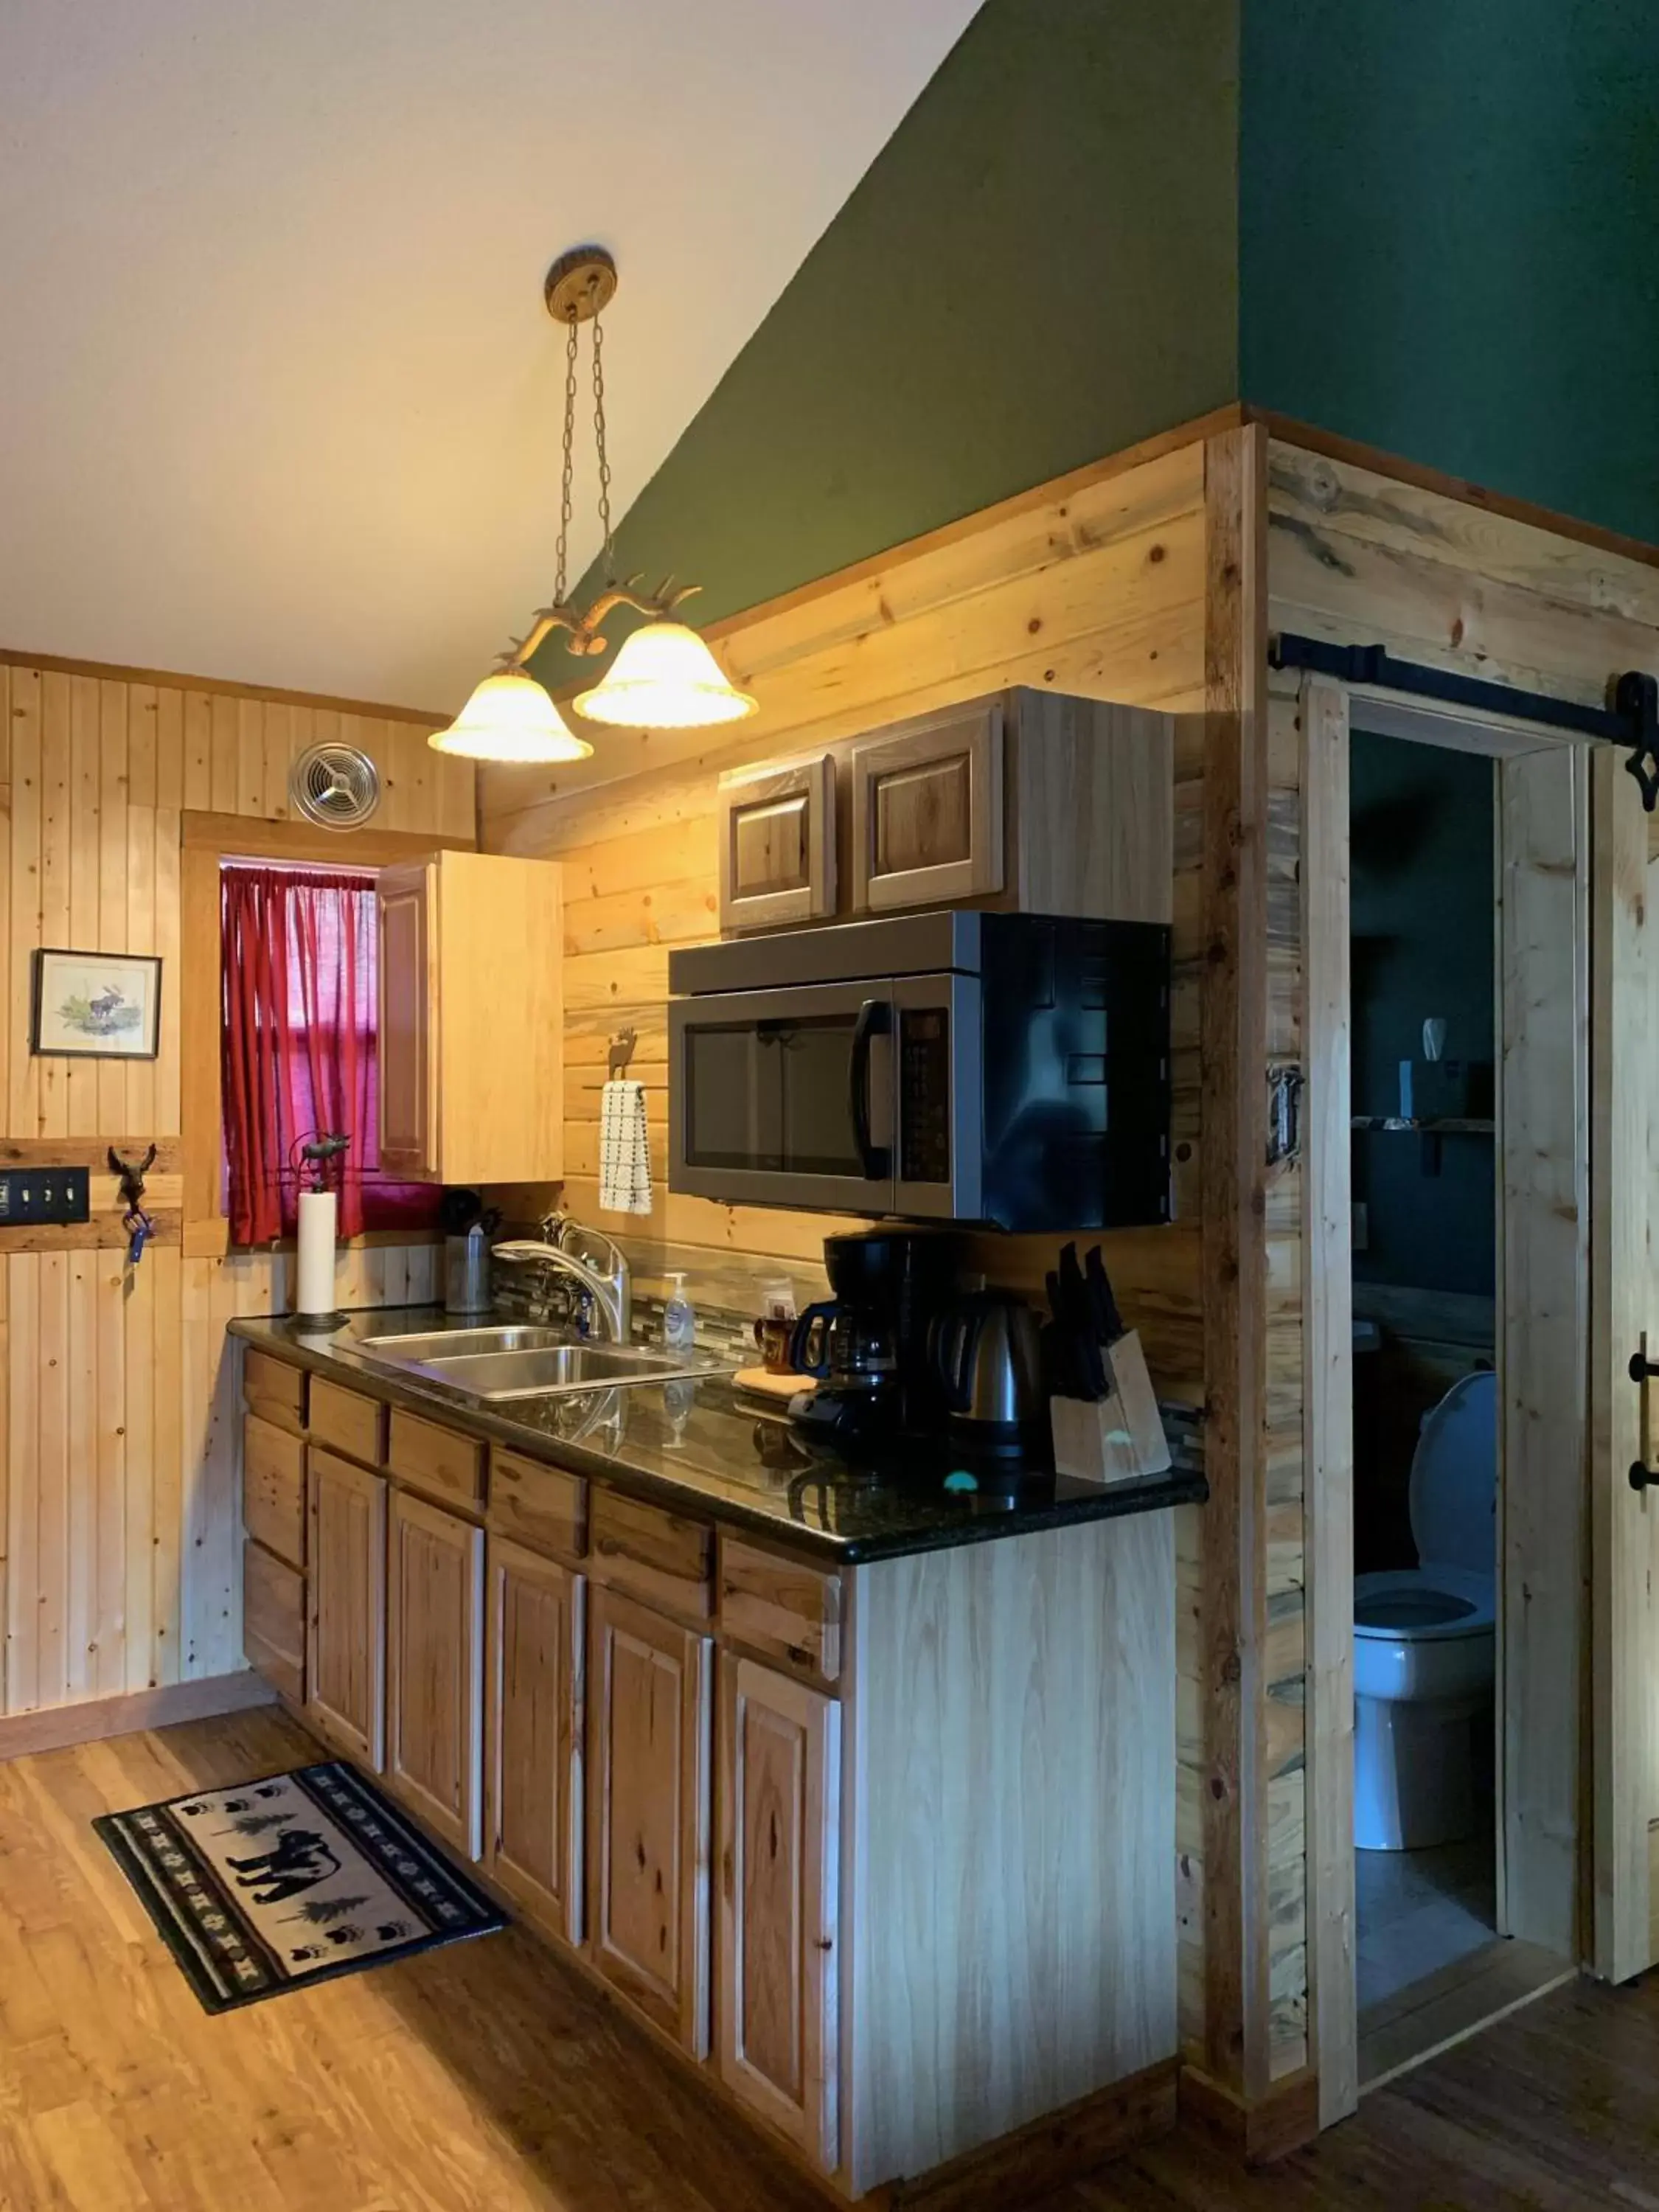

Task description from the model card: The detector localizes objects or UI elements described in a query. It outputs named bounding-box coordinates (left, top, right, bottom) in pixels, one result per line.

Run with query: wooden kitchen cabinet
left=716, top=751, right=837, bottom=932
left=486, top=1536, right=585, bottom=1947
left=378, top=848, right=564, bottom=1185
left=703, top=687, right=1172, bottom=932
left=386, top=1488, right=484, bottom=1860
left=850, top=700, right=1005, bottom=911
left=587, top=1581, right=713, bottom=2054
left=305, top=1447, right=387, bottom=1770
left=717, top=1655, right=841, bottom=2171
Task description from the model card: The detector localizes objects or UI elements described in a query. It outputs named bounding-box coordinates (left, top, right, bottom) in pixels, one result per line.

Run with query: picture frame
left=30, top=948, right=163, bottom=1060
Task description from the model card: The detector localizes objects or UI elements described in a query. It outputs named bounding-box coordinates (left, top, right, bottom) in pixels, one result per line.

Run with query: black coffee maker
left=789, top=1228, right=959, bottom=1439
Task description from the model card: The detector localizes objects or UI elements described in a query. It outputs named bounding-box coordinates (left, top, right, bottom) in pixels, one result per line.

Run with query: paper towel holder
left=293, top=1130, right=351, bottom=1327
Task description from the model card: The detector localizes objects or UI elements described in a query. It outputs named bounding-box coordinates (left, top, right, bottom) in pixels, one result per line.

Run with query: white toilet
left=1353, top=1370, right=1496, bottom=1852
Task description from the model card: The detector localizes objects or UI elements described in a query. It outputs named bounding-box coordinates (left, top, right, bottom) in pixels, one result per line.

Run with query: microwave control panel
left=897, top=1008, right=950, bottom=1183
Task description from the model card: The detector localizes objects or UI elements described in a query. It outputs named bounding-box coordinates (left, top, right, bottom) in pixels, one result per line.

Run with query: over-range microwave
left=667, top=911, right=1170, bottom=1231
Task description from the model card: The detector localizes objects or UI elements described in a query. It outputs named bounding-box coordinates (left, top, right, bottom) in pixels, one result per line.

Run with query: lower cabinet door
left=305, top=1448, right=387, bottom=1770
left=486, top=1536, right=585, bottom=1944
left=386, top=1489, right=484, bottom=1859
left=587, top=1582, right=713, bottom=2054
left=243, top=1539, right=305, bottom=1705
left=717, top=1655, right=841, bottom=2171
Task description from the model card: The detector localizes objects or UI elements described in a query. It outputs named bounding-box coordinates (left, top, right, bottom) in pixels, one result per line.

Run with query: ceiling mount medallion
left=430, top=245, right=756, bottom=764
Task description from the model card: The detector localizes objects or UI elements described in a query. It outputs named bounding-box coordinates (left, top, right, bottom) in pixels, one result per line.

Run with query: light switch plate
left=0, top=1167, right=91, bottom=1225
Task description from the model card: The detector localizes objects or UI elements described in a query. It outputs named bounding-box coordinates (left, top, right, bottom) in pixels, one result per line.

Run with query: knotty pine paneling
left=0, top=657, right=471, bottom=1718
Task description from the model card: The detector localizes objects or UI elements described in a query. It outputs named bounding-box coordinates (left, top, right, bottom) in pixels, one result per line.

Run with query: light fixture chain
left=555, top=308, right=580, bottom=608
left=591, top=310, right=614, bottom=581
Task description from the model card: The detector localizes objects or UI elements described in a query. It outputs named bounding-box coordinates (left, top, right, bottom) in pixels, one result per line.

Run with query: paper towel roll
left=297, top=1190, right=338, bottom=1318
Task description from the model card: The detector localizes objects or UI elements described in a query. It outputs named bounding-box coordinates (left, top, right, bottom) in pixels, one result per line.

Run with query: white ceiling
left=0, top=1, right=977, bottom=713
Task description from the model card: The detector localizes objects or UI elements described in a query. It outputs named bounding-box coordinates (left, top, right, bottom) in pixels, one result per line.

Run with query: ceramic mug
left=752, top=1313, right=795, bottom=1374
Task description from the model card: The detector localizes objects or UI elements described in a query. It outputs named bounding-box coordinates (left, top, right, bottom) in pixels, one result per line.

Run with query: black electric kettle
left=931, top=1290, right=1046, bottom=1450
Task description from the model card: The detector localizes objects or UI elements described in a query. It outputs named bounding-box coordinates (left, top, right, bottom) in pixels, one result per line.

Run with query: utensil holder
left=1050, top=1329, right=1172, bottom=1484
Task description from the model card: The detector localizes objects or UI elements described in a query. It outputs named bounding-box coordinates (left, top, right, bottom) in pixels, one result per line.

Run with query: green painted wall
left=535, top=0, right=1659, bottom=686
left=1241, top=0, right=1659, bottom=545
left=532, top=0, right=1238, bottom=684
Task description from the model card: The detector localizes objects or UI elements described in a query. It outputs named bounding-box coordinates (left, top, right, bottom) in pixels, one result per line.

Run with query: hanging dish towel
left=599, top=1079, right=653, bottom=1215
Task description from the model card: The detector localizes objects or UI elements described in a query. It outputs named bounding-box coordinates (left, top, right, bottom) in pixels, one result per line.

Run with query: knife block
left=1050, top=1329, right=1172, bottom=1484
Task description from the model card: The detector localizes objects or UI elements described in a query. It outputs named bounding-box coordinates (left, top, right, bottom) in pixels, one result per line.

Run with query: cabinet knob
left=1632, top=1461, right=1655, bottom=1492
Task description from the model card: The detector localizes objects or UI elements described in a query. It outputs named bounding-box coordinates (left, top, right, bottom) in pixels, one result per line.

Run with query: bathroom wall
left=1349, top=726, right=1495, bottom=1569
left=1349, top=730, right=1496, bottom=1303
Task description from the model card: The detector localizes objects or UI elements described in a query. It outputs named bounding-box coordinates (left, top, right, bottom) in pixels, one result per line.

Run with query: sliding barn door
left=1590, top=745, right=1659, bottom=1980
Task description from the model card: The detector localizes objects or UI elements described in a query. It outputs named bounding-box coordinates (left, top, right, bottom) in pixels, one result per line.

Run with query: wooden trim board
left=0, top=1669, right=275, bottom=1762
left=1178, top=2061, right=1319, bottom=2166
left=1245, top=408, right=1659, bottom=577
left=868, top=2057, right=1178, bottom=2211
left=1197, top=421, right=1273, bottom=2099
left=1300, top=675, right=1357, bottom=2128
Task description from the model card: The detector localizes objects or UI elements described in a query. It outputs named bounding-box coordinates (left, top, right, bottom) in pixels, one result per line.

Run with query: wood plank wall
left=0, top=656, right=471, bottom=1717
left=1265, top=441, right=1659, bottom=2079
left=480, top=433, right=1211, bottom=1364
left=481, top=425, right=1254, bottom=2078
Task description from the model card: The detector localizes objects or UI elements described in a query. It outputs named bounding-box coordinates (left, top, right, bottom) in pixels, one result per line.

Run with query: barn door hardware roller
left=1269, top=635, right=1659, bottom=811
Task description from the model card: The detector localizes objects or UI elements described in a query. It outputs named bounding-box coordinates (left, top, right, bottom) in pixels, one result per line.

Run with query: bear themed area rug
left=94, top=1762, right=507, bottom=2011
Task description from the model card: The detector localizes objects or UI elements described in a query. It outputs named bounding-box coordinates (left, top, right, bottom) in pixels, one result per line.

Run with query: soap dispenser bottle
left=662, top=1273, right=696, bottom=1353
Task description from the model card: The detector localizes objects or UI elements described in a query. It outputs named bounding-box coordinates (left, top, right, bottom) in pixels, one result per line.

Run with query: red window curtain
left=221, top=864, right=439, bottom=1245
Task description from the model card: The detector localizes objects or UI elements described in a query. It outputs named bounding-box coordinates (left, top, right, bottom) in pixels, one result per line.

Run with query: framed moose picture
left=30, top=948, right=163, bottom=1060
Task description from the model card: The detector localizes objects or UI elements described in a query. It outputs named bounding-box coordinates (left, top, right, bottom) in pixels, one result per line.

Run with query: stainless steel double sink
left=352, top=1324, right=722, bottom=1403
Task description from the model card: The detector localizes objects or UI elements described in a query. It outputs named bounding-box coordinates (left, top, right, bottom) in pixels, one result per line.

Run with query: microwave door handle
left=849, top=999, right=893, bottom=1179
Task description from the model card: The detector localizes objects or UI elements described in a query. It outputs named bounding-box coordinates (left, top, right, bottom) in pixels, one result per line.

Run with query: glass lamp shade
left=572, top=621, right=757, bottom=729
left=427, top=671, right=594, bottom=762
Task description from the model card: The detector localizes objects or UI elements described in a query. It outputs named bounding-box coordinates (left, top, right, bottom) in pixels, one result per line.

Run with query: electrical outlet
left=0, top=1167, right=90, bottom=1225
left=1352, top=1200, right=1368, bottom=1252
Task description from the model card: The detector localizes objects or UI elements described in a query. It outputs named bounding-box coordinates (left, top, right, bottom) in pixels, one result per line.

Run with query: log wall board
left=0, top=656, right=474, bottom=1720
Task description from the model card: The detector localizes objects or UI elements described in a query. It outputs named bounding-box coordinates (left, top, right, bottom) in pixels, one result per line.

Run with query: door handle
left=849, top=1000, right=892, bottom=1180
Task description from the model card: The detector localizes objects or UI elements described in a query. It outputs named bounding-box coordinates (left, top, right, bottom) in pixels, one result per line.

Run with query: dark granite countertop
left=229, top=1307, right=1207, bottom=1565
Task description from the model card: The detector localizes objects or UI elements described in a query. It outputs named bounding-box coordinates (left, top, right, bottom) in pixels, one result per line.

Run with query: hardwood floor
left=4, top=1709, right=1659, bottom=2210
left=1048, top=1976, right=1659, bottom=2211
left=0, top=1709, right=828, bottom=2212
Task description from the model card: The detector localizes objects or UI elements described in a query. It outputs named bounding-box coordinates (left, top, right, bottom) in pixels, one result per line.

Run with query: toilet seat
left=1354, top=1565, right=1495, bottom=1705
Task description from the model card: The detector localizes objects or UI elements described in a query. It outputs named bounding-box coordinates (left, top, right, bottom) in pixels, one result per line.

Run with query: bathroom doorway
left=1300, top=681, right=1588, bottom=2115
left=1347, top=731, right=1500, bottom=2034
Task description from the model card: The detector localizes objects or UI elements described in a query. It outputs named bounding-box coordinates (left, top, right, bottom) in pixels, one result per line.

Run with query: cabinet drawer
left=243, top=1540, right=305, bottom=1706
left=244, top=1349, right=307, bottom=1433
left=718, top=1539, right=842, bottom=1688
left=589, top=1490, right=713, bottom=1621
left=489, top=1448, right=588, bottom=1561
left=243, top=1413, right=306, bottom=1569
left=388, top=1407, right=485, bottom=1509
left=308, top=1377, right=386, bottom=1468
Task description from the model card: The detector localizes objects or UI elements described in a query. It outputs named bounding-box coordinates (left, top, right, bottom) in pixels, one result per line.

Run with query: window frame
left=181, top=813, right=470, bottom=1256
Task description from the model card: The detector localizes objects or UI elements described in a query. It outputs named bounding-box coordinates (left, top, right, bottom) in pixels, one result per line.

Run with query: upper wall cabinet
left=378, top=849, right=564, bottom=1186
left=717, top=753, right=837, bottom=933
left=715, top=689, right=1174, bottom=936
left=851, top=701, right=1005, bottom=911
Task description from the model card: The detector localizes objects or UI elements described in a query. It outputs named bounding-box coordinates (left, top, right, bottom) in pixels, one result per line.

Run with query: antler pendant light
left=430, top=247, right=756, bottom=763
